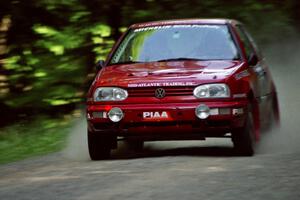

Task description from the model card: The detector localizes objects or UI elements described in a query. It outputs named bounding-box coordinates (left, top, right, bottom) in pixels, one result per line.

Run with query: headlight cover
left=93, top=87, right=128, bottom=102
left=193, top=84, right=230, bottom=98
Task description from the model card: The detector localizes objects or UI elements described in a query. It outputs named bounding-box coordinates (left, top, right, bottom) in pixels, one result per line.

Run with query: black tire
left=88, top=131, right=112, bottom=160
left=127, top=140, right=144, bottom=151
left=232, top=112, right=255, bottom=156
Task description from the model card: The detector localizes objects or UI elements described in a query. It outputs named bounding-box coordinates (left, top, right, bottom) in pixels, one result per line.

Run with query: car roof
left=130, top=19, right=241, bottom=29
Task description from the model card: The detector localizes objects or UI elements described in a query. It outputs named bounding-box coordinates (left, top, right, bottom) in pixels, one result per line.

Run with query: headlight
left=193, top=84, right=230, bottom=98
left=93, top=87, right=128, bottom=102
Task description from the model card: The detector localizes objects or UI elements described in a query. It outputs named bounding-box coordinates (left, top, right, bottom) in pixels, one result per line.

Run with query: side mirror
left=248, top=53, right=258, bottom=66
left=95, top=60, right=105, bottom=70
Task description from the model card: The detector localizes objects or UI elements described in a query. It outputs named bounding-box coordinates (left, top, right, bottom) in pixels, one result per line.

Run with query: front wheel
left=232, top=112, right=255, bottom=156
left=88, top=131, right=112, bottom=160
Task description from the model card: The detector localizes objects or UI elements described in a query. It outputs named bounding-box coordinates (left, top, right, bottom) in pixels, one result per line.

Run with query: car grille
left=127, top=87, right=194, bottom=97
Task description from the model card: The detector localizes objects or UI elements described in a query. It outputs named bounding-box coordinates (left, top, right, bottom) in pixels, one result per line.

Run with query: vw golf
left=86, top=19, right=280, bottom=159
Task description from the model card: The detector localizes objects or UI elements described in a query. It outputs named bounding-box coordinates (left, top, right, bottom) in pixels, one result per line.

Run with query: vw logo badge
left=155, top=88, right=166, bottom=99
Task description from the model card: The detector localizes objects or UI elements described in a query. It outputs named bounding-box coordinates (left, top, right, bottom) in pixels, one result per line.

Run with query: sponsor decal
left=143, top=111, right=169, bottom=120
left=128, top=82, right=196, bottom=88
left=134, top=25, right=221, bottom=32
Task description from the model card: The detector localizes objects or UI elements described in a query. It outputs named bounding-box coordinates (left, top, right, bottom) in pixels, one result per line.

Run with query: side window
left=235, top=25, right=255, bottom=59
left=241, top=26, right=262, bottom=58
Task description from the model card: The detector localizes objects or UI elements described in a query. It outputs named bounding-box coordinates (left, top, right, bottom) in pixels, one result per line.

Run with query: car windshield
left=110, top=24, right=240, bottom=65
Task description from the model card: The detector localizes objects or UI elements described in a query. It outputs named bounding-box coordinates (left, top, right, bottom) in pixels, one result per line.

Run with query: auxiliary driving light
left=195, top=104, right=210, bottom=119
left=108, top=107, right=124, bottom=122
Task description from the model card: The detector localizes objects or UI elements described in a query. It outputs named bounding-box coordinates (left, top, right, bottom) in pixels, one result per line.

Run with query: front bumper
left=87, top=101, right=248, bottom=141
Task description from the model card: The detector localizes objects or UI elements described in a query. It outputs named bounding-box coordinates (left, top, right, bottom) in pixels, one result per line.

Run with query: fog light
left=108, top=107, right=124, bottom=122
left=195, top=104, right=210, bottom=119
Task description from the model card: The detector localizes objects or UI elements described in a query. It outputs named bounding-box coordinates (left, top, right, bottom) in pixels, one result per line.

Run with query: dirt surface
left=0, top=140, right=300, bottom=200
left=1, top=42, right=300, bottom=200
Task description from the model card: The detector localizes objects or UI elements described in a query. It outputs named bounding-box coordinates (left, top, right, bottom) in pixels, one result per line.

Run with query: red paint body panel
left=96, top=61, right=241, bottom=87
left=87, top=19, right=279, bottom=143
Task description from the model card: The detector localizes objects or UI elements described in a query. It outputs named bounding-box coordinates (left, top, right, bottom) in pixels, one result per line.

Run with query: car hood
left=96, top=60, right=243, bottom=88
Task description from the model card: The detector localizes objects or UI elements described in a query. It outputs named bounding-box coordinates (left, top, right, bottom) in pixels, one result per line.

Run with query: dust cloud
left=63, top=40, right=300, bottom=160
left=63, top=118, right=90, bottom=161
left=258, top=39, right=300, bottom=154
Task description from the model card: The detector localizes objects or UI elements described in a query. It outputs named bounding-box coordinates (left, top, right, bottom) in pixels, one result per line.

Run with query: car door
left=235, top=24, right=273, bottom=126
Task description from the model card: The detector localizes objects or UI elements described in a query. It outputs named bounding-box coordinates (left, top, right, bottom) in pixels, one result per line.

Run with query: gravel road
left=0, top=138, right=300, bottom=200
left=0, top=42, right=300, bottom=200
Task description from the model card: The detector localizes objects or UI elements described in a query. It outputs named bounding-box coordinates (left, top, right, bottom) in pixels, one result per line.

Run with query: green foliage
left=0, top=0, right=299, bottom=116
left=0, top=116, right=74, bottom=164
left=1, top=2, right=81, bottom=110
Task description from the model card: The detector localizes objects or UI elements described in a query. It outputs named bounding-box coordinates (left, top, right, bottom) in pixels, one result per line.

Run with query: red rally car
left=86, top=19, right=280, bottom=159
